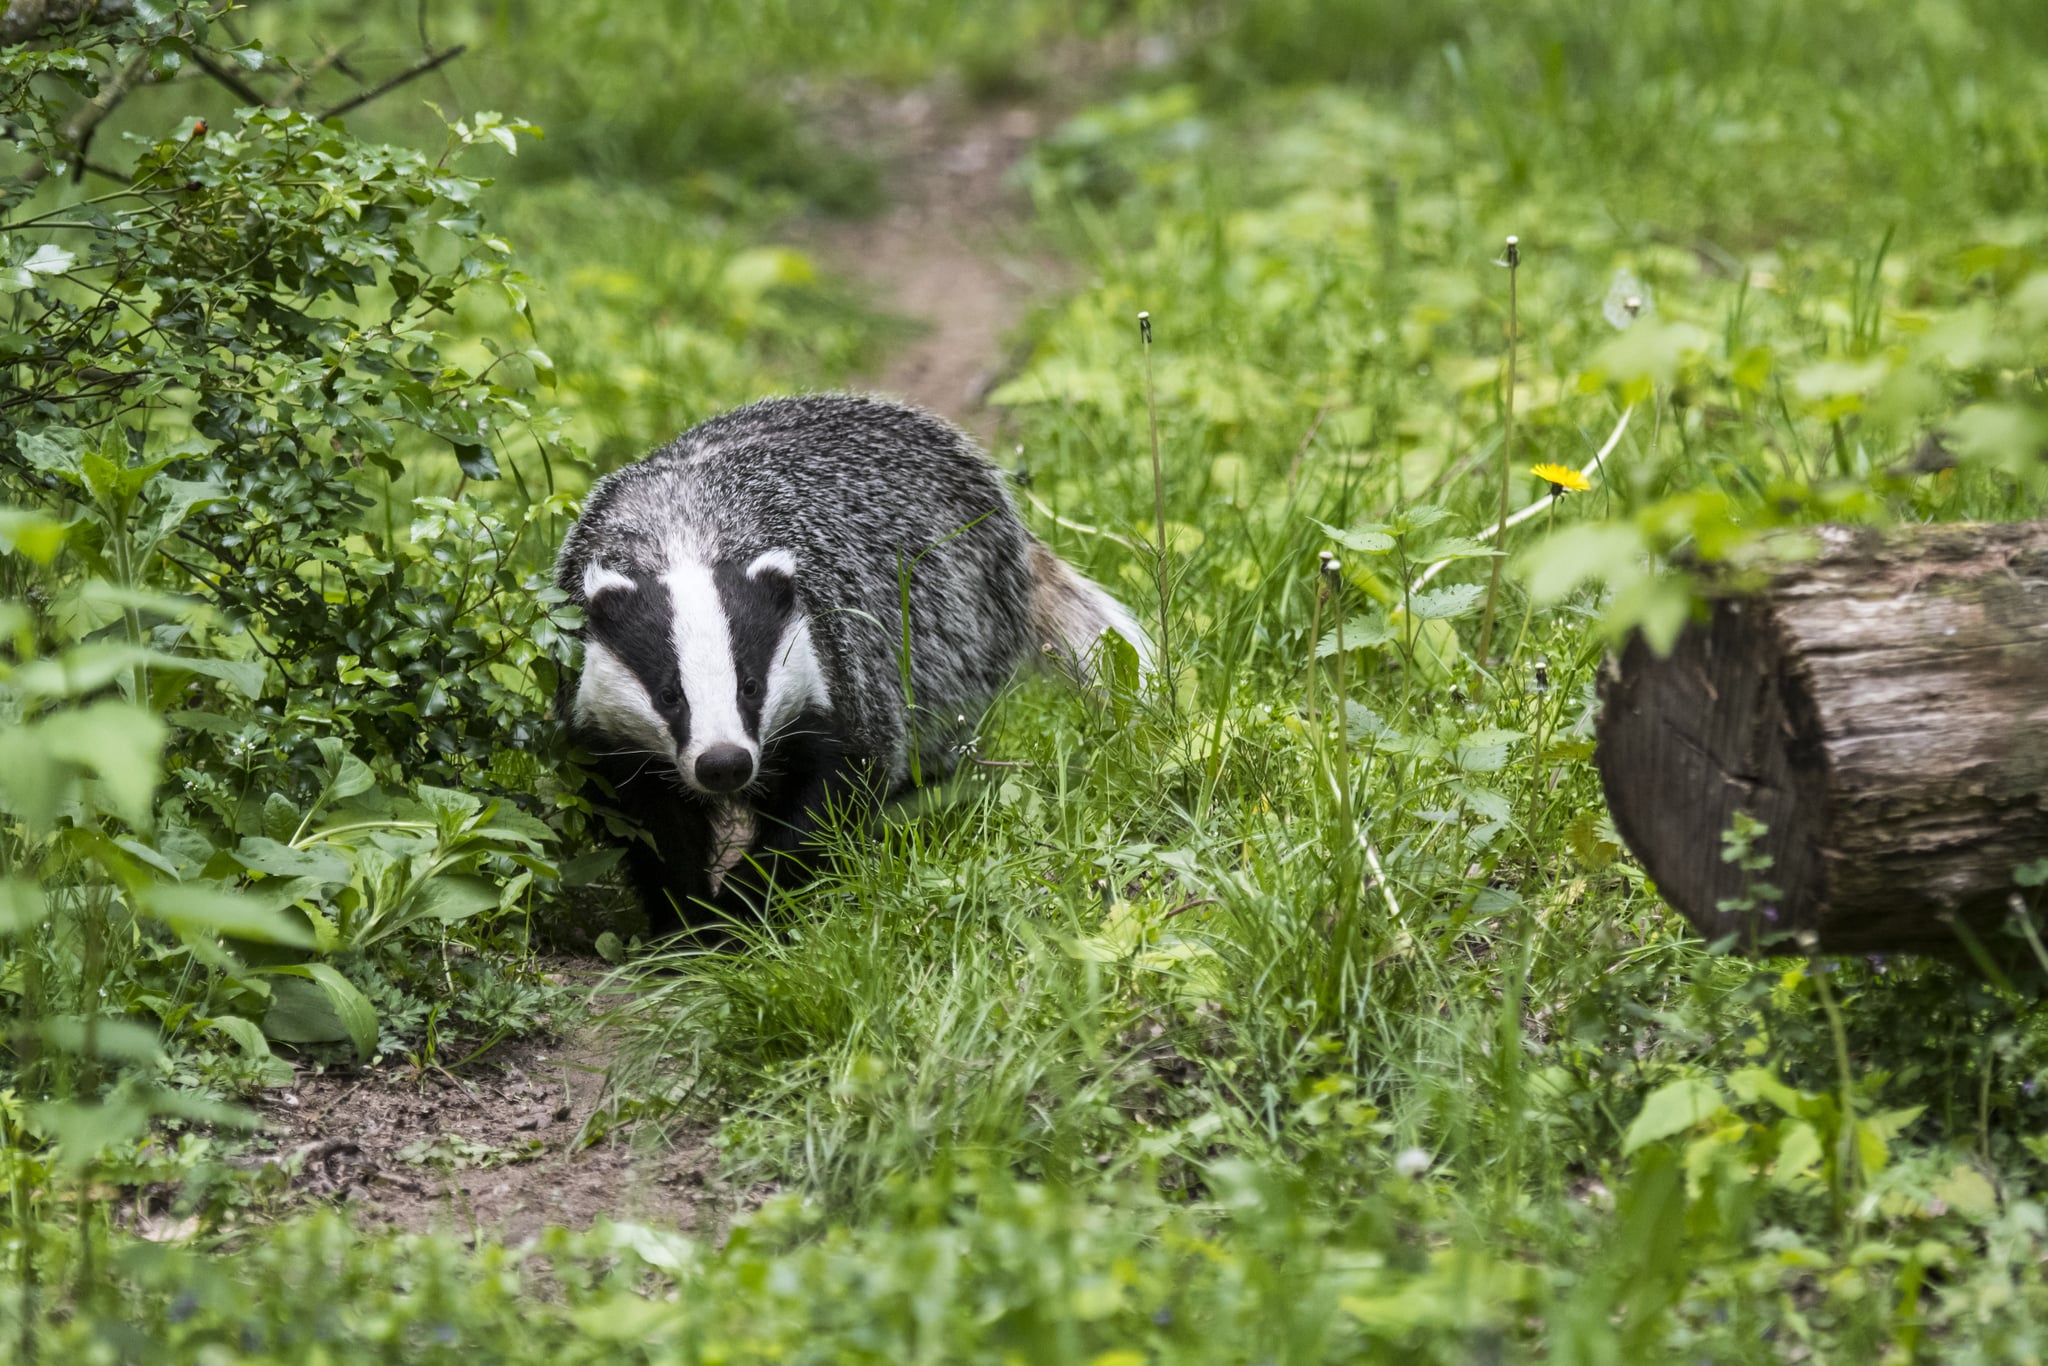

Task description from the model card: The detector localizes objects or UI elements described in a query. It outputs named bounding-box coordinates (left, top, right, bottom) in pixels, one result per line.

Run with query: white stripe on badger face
left=572, top=639, right=673, bottom=767
left=763, top=615, right=831, bottom=740
left=662, top=554, right=755, bottom=787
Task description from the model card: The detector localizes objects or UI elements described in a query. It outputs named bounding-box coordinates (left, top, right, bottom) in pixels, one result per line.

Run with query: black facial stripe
left=714, top=558, right=796, bottom=741
left=585, top=577, right=689, bottom=749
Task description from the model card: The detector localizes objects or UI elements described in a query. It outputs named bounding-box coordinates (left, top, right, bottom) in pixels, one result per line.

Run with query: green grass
left=8, top=0, right=2048, bottom=1360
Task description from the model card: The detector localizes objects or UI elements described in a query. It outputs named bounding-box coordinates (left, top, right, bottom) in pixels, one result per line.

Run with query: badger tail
left=1026, top=537, right=1155, bottom=684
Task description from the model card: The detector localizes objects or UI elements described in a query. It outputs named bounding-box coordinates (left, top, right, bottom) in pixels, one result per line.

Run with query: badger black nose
left=694, top=745, right=755, bottom=793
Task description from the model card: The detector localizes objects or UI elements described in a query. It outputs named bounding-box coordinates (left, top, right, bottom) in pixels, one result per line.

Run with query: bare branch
left=187, top=47, right=266, bottom=108
left=277, top=41, right=356, bottom=107
left=314, top=44, right=465, bottom=123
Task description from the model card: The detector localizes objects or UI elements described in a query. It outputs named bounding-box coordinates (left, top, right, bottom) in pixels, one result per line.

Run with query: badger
left=554, top=393, right=1149, bottom=935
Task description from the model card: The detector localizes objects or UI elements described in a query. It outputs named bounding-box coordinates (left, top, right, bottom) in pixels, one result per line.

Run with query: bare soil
left=243, top=1019, right=740, bottom=1241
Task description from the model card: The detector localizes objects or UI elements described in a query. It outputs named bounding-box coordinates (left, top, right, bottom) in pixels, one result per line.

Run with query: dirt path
left=242, top=974, right=736, bottom=1241
left=801, top=78, right=1080, bottom=437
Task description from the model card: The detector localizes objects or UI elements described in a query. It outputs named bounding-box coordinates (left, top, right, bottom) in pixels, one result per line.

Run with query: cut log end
left=1596, top=521, right=2048, bottom=958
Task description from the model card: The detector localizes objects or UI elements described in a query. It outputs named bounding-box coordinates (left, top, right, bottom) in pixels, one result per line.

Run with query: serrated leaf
left=1314, top=521, right=1394, bottom=554
left=1411, top=536, right=1501, bottom=563
left=1315, top=614, right=1395, bottom=656
left=1566, top=809, right=1621, bottom=871
left=1408, top=583, right=1485, bottom=620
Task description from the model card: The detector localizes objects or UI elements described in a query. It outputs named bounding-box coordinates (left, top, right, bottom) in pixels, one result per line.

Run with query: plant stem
left=1476, top=235, right=1520, bottom=669
left=1140, top=311, right=1173, bottom=701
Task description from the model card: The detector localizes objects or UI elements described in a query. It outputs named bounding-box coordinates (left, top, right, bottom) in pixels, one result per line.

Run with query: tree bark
left=1595, top=521, right=2048, bottom=957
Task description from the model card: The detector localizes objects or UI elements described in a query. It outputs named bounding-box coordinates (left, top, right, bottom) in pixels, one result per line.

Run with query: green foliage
left=6, top=0, right=2048, bottom=1360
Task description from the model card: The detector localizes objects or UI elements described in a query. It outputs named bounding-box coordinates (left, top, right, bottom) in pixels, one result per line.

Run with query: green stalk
left=1140, top=311, right=1173, bottom=703
left=1476, top=235, right=1520, bottom=669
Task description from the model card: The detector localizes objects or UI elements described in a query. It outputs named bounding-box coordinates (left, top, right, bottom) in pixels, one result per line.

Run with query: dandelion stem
left=1476, top=235, right=1520, bottom=668
left=1140, top=311, right=1173, bottom=699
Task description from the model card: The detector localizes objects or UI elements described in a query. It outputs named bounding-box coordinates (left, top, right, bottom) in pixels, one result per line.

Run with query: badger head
left=572, top=546, right=826, bottom=796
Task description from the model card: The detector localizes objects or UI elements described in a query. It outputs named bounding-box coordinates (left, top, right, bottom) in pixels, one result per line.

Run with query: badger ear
left=582, top=561, right=637, bottom=601
left=745, top=548, right=798, bottom=614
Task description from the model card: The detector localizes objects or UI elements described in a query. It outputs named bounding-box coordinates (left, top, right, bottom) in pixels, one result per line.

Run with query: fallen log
left=1595, top=521, right=2048, bottom=957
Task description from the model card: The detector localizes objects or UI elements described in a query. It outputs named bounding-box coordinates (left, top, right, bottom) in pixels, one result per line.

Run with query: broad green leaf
left=0, top=506, right=67, bottom=562
left=275, top=963, right=377, bottom=1061
left=1517, top=522, right=1646, bottom=604
left=314, top=737, right=376, bottom=800
left=1930, top=1162, right=1998, bottom=1218
left=1945, top=402, right=2048, bottom=479
left=0, top=878, right=49, bottom=934
left=146, top=882, right=316, bottom=948
left=1623, top=1077, right=1725, bottom=1153
left=201, top=1014, right=276, bottom=1063
left=234, top=837, right=352, bottom=884
left=40, top=1015, right=164, bottom=1065
left=412, top=874, right=503, bottom=924
left=33, top=702, right=167, bottom=826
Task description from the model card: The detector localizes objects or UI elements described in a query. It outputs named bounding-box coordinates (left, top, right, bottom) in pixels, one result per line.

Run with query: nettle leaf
left=1315, top=614, right=1396, bottom=656
left=1314, top=521, right=1394, bottom=554
left=1407, top=583, right=1485, bottom=621
left=1451, top=728, right=1523, bottom=772
left=1411, top=536, right=1500, bottom=563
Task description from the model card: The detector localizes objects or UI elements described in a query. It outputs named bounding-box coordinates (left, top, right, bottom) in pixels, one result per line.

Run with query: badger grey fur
left=555, top=393, right=1148, bottom=934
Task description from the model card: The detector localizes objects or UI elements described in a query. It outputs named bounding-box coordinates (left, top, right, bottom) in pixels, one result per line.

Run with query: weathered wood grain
left=1596, top=521, right=2048, bottom=956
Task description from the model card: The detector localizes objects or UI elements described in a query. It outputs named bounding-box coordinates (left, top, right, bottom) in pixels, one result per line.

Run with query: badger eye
left=657, top=683, right=682, bottom=710
left=740, top=678, right=762, bottom=700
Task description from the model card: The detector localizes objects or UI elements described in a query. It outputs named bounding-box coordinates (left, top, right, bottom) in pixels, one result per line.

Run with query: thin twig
left=278, top=43, right=356, bottom=107
left=315, top=44, right=466, bottom=122
left=187, top=47, right=266, bottom=107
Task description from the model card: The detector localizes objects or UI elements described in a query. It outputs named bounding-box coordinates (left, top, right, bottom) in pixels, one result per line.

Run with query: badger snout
left=693, top=744, right=755, bottom=794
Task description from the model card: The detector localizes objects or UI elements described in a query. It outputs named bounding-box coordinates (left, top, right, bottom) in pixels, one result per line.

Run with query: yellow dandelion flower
left=1530, top=463, right=1591, bottom=494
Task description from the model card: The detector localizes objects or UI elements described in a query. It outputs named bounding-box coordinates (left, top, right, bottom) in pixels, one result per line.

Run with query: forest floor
left=243, top=73, right=1073, bottom=1238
